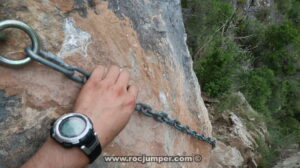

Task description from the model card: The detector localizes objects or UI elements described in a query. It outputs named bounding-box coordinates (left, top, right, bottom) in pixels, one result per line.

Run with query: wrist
left=89, top=115, right=111, bottom=148
left=75, top=110, right=111, bottom=148
left=22, top=138, right=89, bottom=168
left=48, top=138, right=89, bottom=167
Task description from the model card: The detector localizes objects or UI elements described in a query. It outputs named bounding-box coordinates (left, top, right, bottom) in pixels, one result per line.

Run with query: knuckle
left=86, top=77, right=98, bottom=87
left=112, top=85, right=124, bottom=96
left=124, top=95, right=136, bottom=107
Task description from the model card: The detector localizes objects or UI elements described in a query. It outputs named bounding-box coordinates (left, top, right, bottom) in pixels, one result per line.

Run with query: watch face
left=59, top=116, right=87, bottom=138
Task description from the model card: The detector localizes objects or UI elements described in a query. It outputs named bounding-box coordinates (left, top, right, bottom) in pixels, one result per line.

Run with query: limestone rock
left=273, top=144, right=300, bottom=168
left=208, top=141, right=244, bottom=168
left=0, top=0, right=212, bottom=167
left=226, top=0, right=272, bottom=9
left=273, top=151, right=300, bottom=168
left=229, top=112, right=256, bottom=149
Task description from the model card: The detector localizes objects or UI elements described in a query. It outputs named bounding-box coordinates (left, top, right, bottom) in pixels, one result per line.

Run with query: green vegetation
left=182, top=0, right=300, bottom=167
left=239, top=68, right=275, bottom=114
left=193, top=39, right=248, bottom=97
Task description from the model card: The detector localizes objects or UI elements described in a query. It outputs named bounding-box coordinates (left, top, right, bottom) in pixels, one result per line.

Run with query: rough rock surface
left=273, top=152, right=300, bottom=168
left=229, top=112, right=257, bottom=149
left=227, top=0, right=272, bottom=10
left=208, top=141, right=244, bottom=168
left=225, top=0, right=274, bottom=19
left=0, top=0, right=212, bottom=167
left=273, top=144, right=300, bottom=168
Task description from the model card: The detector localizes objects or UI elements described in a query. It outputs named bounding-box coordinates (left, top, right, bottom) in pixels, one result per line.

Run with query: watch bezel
left=51, top=113, right=93, bottom=145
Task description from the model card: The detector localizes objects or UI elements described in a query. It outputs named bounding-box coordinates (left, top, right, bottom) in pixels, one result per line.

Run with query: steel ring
left=0, top=20, right=39, bottom=66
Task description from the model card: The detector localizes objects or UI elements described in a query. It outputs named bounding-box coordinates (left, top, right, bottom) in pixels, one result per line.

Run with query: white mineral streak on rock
left=158, top=89, right=176, bottom=153
left=58, top=18, right=91, bottom=58
left=128, top=49, right=140, bottom=77
left=159, top=89, right=170, bottom=112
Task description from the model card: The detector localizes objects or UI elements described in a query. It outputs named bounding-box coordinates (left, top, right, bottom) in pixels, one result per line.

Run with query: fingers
left=103, top=65, right=121, bottom=85
left=87, top=65, right=106, bottom=84
left=116, top=70, right=130, bottom=89
left=87, top=66, right=136, bottom=96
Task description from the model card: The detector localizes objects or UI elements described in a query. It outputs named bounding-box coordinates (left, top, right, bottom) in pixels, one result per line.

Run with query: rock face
left=0, top=0, right=212, bottom=167
left=208, top=141, right=244, bottom=168
left=225, top=0, right=273, bottom=19
left=227, top=0, right=272, bottom=9
left=273, top=152, right=300, bottom=168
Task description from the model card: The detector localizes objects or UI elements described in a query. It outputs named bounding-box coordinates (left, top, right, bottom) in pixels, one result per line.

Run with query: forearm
left=22, top=122, right=110, bottom=168
left=22, top=138, right=89, bottom=168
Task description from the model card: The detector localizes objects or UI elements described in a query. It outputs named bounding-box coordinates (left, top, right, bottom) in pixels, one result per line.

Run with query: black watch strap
left=88, top=142, right=101, bottom=163
left=80, top=131, right=102, bottom=163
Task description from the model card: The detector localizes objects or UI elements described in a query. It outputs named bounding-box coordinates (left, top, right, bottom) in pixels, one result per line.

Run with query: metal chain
left=135, top=102, right=216, bottom=148
left=0, top=20, right=216, bottom=149
left=25, top=47, right=90, bottom=83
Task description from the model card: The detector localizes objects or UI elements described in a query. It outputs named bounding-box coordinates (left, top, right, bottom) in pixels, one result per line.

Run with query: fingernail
left=120, top=68, right=123, bottom=71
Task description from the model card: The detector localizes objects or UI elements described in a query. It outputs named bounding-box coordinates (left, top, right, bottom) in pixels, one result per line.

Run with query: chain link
left=25, top=47, right=90, bottom=83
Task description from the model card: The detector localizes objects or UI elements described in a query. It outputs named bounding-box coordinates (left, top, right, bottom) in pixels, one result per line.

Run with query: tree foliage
left=183, top=0, right=300, bottom=166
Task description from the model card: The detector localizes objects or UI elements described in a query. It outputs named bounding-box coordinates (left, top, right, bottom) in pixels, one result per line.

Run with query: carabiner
left=0, top=20, right=40, bottom=66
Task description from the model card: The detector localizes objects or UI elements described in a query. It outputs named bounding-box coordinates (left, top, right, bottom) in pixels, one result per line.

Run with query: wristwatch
left=50, top=113, right=102, bottom=163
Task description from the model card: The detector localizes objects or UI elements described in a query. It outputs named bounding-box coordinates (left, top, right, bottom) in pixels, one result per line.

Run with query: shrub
left=265, top=21, right=299, bottom=49
left=239, top=68, right=275, bottom=114
left=256, top=136, right=276, bottom=168
left=275, top=79, right=300, bottom=119
left=235, top=17, right=266, bottom=58
left=194, top=39, right=247, bottom=97
left=261, top=21, right=300, bottom=75
left=288, top=1, right=300, bottom=27
left=274, top=0, right=293, bottom=15
left=255, top=7, right=272, bottom=22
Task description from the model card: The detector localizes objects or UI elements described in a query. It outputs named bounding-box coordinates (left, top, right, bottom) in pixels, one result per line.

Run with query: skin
left=22, top=65, right=139, bottom=168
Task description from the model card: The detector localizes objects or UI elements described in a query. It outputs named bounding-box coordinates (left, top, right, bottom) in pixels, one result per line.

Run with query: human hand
left=74, top=65, right=139, bottom=147
left=22, top=65, right=138, bottom=168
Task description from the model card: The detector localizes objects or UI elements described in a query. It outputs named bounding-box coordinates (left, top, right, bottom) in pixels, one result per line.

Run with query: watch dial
left=59, top=116, right=86, bottom=137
